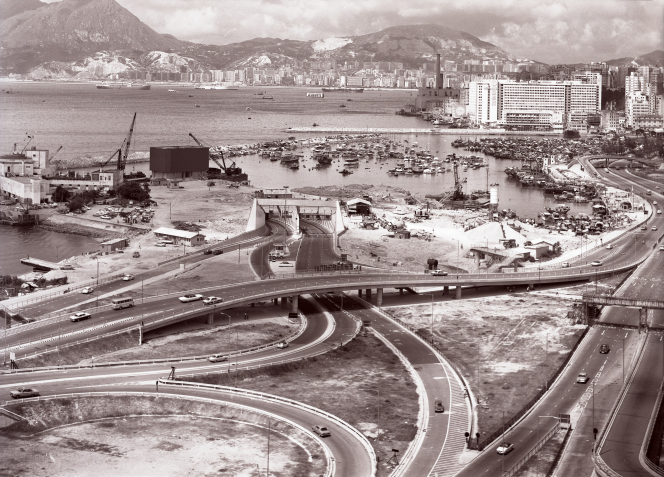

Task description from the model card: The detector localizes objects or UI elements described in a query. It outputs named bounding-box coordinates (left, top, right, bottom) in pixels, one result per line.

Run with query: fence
left=0, top=390, right=335, bottom=477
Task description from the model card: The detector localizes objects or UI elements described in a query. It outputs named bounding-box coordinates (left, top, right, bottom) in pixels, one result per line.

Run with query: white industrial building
left=153, top=227, right=206, bottom=246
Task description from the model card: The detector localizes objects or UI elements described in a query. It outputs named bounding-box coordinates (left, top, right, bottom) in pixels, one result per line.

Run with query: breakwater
left=286, top=127, right=562, bottom=136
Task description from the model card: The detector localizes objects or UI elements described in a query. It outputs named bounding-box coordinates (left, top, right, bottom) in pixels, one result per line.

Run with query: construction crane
left=48, top=146, right=63, bottom=163
left=99, top=147, right=122, bottom=171
left=188, top=133, right=242, bottom=176
left=451, top=160, right=465, bottom=201
left=19, top=134, right=34, bottom=154
left=118, top=113, right=136, bottom=171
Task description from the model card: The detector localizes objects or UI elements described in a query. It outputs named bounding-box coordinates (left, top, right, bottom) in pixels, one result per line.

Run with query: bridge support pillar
left=376, top=288, right=383, bottom=307
left=358, top=289, right=363, bottom=297
left=366, top=289, right=372, bottom=302
left=273, top=298, right=278, bottom=306
left=281, top=297, right=287, bottom=308
left=206, top=312, right=214, bottom=325
left=399, top=288, right=403, bottom=295
left=455, top=286, right=462, bottom=299
left=443, top=286, right=449, bottom=295
left=530, top=283, right=535, bottom=290
left=291, top=295, right=299, bottom=313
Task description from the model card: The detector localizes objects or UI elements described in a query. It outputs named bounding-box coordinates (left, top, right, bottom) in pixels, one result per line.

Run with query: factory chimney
left=435, top=54, right=441, bottom=90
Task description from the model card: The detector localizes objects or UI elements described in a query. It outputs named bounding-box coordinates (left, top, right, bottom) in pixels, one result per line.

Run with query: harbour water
left=0, top=82, right=591, bottom=275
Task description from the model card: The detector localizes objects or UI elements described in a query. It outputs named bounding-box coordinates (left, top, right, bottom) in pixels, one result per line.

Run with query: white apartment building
left=626, top=92, right=651, bottom=127
left=468, top=80, right=600, bottom=132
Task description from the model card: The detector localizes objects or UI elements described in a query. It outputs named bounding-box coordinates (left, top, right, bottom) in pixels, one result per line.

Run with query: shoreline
left=38, top=220, right=124, bottom=240
left=287, top=126, right=563, bottom=136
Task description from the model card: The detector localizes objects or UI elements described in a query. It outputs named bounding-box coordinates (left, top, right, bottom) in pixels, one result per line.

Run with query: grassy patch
left=386, top=293, right=585, bottom=443
left=1, top=396, right=325, bottom=477
left=185, top=333, right=419, bottom=477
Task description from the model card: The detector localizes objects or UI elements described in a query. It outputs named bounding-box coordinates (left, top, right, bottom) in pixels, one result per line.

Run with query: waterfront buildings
left=467, top=79, right=601, bottom=132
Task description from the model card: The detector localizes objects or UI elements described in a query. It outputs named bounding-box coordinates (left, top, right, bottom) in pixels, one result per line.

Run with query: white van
left=111, top=297, right=134, bottom=309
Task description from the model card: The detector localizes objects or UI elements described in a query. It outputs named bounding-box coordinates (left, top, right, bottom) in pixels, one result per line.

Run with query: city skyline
left=41, top=0, right=664, bottom=64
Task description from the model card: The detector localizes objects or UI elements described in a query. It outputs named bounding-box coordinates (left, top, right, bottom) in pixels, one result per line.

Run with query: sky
left=48, top=0, right=664, bottom=64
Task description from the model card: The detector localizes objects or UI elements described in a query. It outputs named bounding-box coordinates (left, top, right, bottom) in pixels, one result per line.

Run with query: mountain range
left=0, top=0, right=661, bottom=78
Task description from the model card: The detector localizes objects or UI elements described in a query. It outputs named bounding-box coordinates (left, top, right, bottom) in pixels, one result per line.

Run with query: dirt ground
left=91, top=318, right=296, bottom=364
left=190, top=333, right=419, bottom=477
left=386, top=289, right=586, bottom=439
left=1, top=397, right=325, bottom=477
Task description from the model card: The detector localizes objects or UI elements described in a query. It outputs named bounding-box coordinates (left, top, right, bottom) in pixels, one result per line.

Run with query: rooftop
left=153, top=227, right=204, bottom=239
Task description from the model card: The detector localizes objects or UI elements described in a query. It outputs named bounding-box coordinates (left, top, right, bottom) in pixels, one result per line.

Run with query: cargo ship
left=321, top=87, right=364, bottom=93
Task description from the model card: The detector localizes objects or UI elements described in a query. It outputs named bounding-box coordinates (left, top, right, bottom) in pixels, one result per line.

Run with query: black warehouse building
left=150, top=146, right=209, bottom=181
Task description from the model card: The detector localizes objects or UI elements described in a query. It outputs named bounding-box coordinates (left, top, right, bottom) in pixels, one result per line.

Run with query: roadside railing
left=158, top=380, right=375, bottom=477
left=501, top=424, right=561, bottom=477
left=640, top=381, right=664, bottom=477
left=0, top=390, right=335, bottom=477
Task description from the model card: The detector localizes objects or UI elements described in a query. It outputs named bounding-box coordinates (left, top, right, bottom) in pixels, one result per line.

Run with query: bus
left=111, top=297, right=134, bottom=309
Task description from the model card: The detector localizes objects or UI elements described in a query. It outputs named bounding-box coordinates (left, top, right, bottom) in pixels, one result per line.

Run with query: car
left=577, top=372, right=590, bottom=384
left=599, top=344, right=610, bottom=354
left=434, top=399, right=445, bottom=413
left=591, top=260, right=603, bottom=267
left=203, top=249, right=213, bottom=255
left=431, top=269, right=448, bottom=276
left=641, top=226, right=647, bottom=231
left=654, top=201, right=658, bottom=205
left=658, top=210, right=662, bottom=215
left=605, top=244, right=613, bottom=250
left=10, top=387, right=40, bottom=399
left=70, top=311, right=92, bottom=322
left=80, top=286, right=94, bottom=294
left=122, top=274, right=134, bottom=281
left=496, top=443, right=514, bottom=455
left=132, top=252, right=140, bottom=258
left=155, top=243, right=166, bottom=247
left=208, top=354, right=228, bottom=363
left=203, top=296, right=223, bottom=306
left=660, top=245, right=664, bottom=251
left=561, top=262, right=571, bottom=268
left=653, top=226, right=658, bottom=231
left=213, top=249, right=224, bottom=255
left=279, top=261, right=294, bottom=268
left=312, top=425, right=331, bottom=437
left=179, top=294, right=204, bottom=303
left=276, top=341, right=289, bottom=349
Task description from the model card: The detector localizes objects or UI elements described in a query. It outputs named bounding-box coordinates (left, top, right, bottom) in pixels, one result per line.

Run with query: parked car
left=213, top=249, right=224, bottom=255
left=276, top=341, right=289, bottom=349
left=179, top=294, right=203, bottom=303
left=431, top=269, right=448, bottom=276
left=70, top=311, right=92, bottom=322
left=122, top=274, right=134, bottom=281
left=10, top=387, right=40, bottom=399
left=80, top=286, right=94, bottom=294
left=208, top=354, right=228, bottom=363
left=203, top=296, right=223, bottom=306
left=312, top=425, right=331, bottom=437
left=434, top=399, right=445, bottom=413
left=561, top=262, right=571, bottom=268
left=599, top=344, right=610, bottom=354
left=591, top=260, right=602, bottom=267
left=496, top=443, right=514, bottom=455
left=577, top=372, right=589, bottom=384
left=203, top=249, right=213, bottom=255
left=132, top=252, right=140, bottom=258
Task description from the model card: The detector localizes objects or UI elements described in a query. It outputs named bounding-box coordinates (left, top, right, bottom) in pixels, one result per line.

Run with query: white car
left=70, top=311, right=92, bottom=322
left=312, top=425, right=331, bottom=437
left=561, top=262, right=571, bottom=268
left=179, top=294, right=203, bottom=303
left=80, top=286, right=94, bottom=294
left=653, top=226, right=658, bottom=231
left=276, top=341, right=289, bottom=349
left=605, top=244, right=613, bottom=249
left=203, top=296, right=223, bottom=306
left=122, top=274, right=134, bottom=281
left=496, top=442, right=514, bottom=455
left=431, top=269, right=448, bottom=276
left=577, top=372, right=590, bottom=384
left=591, top=260, right=603, bottom=267
left=208, top=354, right=228, bottom=363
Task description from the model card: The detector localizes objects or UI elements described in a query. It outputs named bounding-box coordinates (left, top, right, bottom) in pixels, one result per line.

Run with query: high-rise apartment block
left=468, top=80, right=600, bottom=132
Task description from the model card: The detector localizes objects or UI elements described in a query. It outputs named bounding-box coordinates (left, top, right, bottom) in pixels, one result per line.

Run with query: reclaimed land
left=185, top=333, right=419, bottom=477
left=384, top=280, right=622, bottom=441
left=0, top=396, right=325, bottom=477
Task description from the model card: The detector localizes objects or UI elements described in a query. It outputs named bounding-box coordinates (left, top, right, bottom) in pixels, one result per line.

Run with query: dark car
left=434, top=399, right=445, bottom=413
left=203, top=249, right=213, bottom=255
left=213, top=249, right=224, bottom=255
left=599, top=344, right=610, bottom=354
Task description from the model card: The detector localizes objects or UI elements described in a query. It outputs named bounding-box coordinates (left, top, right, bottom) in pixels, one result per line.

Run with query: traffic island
left=185, top=333, right=419, bottom=477
left=14, top=318, right=296, bottom=368
left=0, top=396, right=325, bottom=477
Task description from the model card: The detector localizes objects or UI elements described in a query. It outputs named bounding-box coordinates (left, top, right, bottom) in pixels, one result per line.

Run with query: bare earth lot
left=1, top=397, right=325, bottom=477
left=386, top=291, right=585, bottom=438
left=189, top=333, right=420, bottom=477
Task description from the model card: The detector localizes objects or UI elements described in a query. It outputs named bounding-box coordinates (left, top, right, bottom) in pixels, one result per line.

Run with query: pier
left=19, top=257, right=66, bottom=271
left=286, top=127, right=562, bottom=136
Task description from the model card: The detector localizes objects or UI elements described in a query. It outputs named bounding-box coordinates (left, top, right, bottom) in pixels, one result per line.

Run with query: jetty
left=286, top=127, right=562, bottom=136
left=20, top=257, right=67, bottom=271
